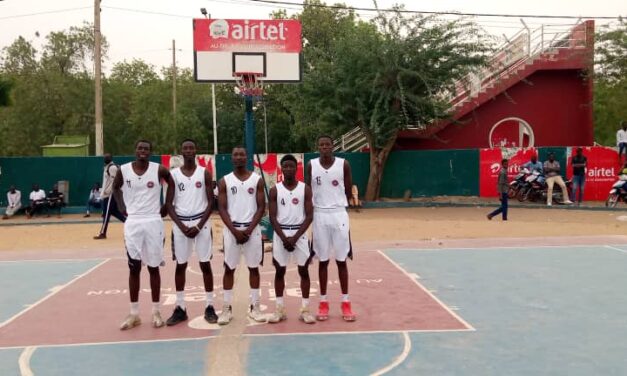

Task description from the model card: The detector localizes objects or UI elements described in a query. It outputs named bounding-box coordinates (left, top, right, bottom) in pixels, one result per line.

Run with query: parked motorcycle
left=508, top=168, right=531, bottom=199
left=605, top=175, right=627, bottom=208
left=519, top=172, right=573, bottom=204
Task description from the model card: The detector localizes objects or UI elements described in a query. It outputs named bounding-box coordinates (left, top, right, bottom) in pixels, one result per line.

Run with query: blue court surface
left=1, top=244, right=627, bottom=375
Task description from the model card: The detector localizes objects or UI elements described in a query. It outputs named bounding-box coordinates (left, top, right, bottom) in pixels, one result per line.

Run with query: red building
left=396, top=21, right=595, bottom=150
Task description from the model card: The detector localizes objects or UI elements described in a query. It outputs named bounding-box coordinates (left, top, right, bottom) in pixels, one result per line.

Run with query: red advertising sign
left=193, top=19, right=302, bottom=53
left=566, top=146, right=619, bottom=201
left=479, top=148, right=538, bottom=197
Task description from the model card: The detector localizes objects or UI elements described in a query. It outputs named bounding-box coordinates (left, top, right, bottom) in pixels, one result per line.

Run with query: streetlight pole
left=94, top=0, right=103, bottom=155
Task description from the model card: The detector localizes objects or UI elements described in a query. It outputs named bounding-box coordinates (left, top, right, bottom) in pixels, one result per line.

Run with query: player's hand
left=160, top=205, right=168, bottom=217
left=285, top=236, right=298, bottom=252
left=187, top=226, right=200, bottom=238
left=234, top=230, right=249, bottom=244
left=178, top=224, right=191, bottom=236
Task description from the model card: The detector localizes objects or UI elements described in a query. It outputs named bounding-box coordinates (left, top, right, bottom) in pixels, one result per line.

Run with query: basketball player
left=165, top=139, right=218, bottom=326
left=115, top=140, right=174, bottom=330
left=305, top=135, right=356, bottom=322
left=216, top=146, right=267, bottom=325
left=268, top=154, right=315, bottom=324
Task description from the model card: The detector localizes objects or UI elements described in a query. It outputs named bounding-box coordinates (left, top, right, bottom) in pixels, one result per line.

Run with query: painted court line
left=0, top=258, right=113, bottom=264
left=604, top=245, right=627, bottom=254
left=18, top=346, right=36, bottom=376
left=385, top=244, right=612, bottom=252
left=377, top=250, right=476, bottom=331
left=370, top=331, right=411, bottom=376
left=0, top=258, right=110, bottom=329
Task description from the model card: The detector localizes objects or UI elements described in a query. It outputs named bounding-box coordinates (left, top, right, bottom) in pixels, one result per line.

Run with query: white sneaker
left=268, top=305, right=287, bottom=323
left=547, top=202, right=552, bottom=206
left=563, top=200, right=573, bottom=204
left=299, top=307, right=316, bottom=324
left=248, top=302, right=267, bottom=323
left=217, top=305, right=232, bottom=326
left=120, top=314, right=141, bottom=330
left=152, top=311, right=165, bottom=328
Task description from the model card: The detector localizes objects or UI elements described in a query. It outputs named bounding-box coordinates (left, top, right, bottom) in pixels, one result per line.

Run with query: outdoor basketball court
left=2, top=231, right=627, bottom=375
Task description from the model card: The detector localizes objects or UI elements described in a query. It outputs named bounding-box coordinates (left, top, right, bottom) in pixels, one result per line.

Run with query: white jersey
left=275, top=181, right=306, bottom=227
left=120, top=161, right=161, bottom=218
left=310, top=157, right=348, bottom=209
left=171, top=165, right=208, bottom=218
left=224, top=171, right=261, bottom=225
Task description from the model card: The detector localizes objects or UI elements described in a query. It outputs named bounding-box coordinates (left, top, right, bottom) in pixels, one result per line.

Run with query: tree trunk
left=364, top=131, right=398, bottom=201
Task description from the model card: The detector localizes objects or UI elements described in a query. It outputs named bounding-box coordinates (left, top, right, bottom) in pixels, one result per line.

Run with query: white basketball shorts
left=124, top=216, right=165, bottom=268
left=172, top=217, right=212, bottom=264
left=272, top=227, right=311, bottom=267
left=223, top=225, right=263, bottom=269
left=311, top=208, right=352, bottom=262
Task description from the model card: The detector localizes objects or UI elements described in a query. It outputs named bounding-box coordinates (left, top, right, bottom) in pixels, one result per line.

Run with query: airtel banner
left=193, top=19, right=302, bottom=53
left=566, top=146, right=619, bottom=201
left=479, top=148, right=538, bottom=197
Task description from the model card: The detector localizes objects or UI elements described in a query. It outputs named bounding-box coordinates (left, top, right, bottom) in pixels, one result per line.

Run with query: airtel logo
left=210, top=20, right=288, bottom=41
left=588, top=167, right=614, bottom=177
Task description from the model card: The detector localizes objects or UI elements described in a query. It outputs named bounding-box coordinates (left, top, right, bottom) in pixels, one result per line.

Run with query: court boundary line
left=370, top=331, right=411, bottom=376
left=377, top=250, right=475, bottom=331
left=0, top=258, right=110, bottom=329
left=0, top=258, right=111, bottom=264
left=604, top=245, right=627, bottom=254
left=18, top=346, right=36, bottom=376
left=383, top=244, right=627, bottom=252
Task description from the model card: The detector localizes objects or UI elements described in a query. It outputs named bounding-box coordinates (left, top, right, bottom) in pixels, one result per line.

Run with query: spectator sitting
left=25, top=184, right=47, bottom=219
left=46, top=184, right=65, bottom=218
left=2, top=185, right=22, bottom=220
left=84, top=182, right=102, bottom=218
left=543, top=152, right=573, bottom=206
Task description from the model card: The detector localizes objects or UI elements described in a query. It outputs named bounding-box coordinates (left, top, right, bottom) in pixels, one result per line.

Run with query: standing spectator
left=571, top=147, right=587, bottom=205
left=47, top=184, right=65, bottom=218
left=487, top=159, right=509, bottom=221
left=543, top=152, right=573, bottom=206
left=94, top=153, right=126, bottom=239
left=25, top=184, right=46, bottom=218
left=617, top=121, right=627, bottom=164
left=84, top=183, right=102, bottom=217
left=2, top=185, right=21, bottom=220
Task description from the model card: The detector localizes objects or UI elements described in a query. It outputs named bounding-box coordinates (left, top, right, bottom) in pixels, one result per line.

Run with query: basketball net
left=234, top=72, right=264, bottom=97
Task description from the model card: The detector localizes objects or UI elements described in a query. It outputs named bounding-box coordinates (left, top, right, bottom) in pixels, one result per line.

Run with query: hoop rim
left=234, top=72, right=265, bottom=97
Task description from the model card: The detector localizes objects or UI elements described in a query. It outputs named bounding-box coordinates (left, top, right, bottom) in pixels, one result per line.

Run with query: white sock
left=250, top=288, right=260, bottom=305
left=130, top=302, right=139, bottom=315
left=342, top=294, right=350, bottom=302
left=320, top=295, right=328, bottom=302
left=176, top=291, right=186, bottom=309
left=276, top=296, right=284, bottom=307
left=223, top=289, right=233, bottom=305
left=302, top=298, right=309, bottom=308
left=206, top=292, right=214, bottom=307
left=152, top=301, right=160, bottom=314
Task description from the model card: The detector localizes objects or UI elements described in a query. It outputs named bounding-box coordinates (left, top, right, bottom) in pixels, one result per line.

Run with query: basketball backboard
left=193, top=19, right=302, bottom=83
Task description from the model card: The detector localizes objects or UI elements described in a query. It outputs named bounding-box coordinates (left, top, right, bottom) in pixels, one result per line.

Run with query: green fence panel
left=379, top=149, right=480, bottom=198
left=0, top=155, right=159, bottom=207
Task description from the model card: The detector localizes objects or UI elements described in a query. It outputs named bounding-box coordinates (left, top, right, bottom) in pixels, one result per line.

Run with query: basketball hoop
left=234, top=72, right=264, bottom=97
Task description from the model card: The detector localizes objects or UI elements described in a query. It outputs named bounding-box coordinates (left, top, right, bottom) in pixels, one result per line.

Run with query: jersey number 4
left=280, top=198, right=286, bottom=206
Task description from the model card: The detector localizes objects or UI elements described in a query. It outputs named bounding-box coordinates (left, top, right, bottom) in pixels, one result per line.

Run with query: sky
left=0, top=0, right=625, bottom=74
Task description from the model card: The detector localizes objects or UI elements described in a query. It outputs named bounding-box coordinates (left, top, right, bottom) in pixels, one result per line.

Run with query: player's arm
left=343, top=160, right=353, bottom=204
left=165, top=173, right=191, bottom=236
left=112, top=167, right=125, bottom=212
left=268, top=186, right=288, bottom=244
left=196, top=169, right=214, bottom=230
left=244, top=178, right=266, bottom=237
left=292, top=185, right=313, bottom=241
left=159, top=165, right=173, bottom=217
left=304, top=161, right=312, bottom=186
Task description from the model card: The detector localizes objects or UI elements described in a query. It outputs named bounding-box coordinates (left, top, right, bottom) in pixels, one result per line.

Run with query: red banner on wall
left=566, top=146, right=619, bottom=201
left=479, top=148, right=538, bottom=197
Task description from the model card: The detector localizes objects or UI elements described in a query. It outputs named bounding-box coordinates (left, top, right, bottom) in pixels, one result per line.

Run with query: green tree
left=594, top=20, right=627, bottom=145
left=297, top=5, right=491, bottom=200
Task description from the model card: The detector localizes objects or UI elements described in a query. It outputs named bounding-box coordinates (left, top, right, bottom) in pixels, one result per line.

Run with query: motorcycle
left=519, top=172, right=573, bottom=204
left=605, top=175, right=627, bottom=208
left=508, top=168, right=531, bottom=199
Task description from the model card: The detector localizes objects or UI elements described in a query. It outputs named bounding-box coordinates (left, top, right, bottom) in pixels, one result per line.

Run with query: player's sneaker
left=248, top=302, right=268, bottom=323
left=217, top=305, right=232, bottom=325
left=152, top=311, right=165, bottom=328
left=341, top=301, right=356, bottom=322
left=299, top=307, right=316, bottom=324
left=204, top=305, right=218, bottom=324
left=316, top=301, right=329, bottom=321
left=268, top=305, right=287, bottom=323
left=119, top=314, right=141, bottom=330
left=166, top=306, right=188, bottom=326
